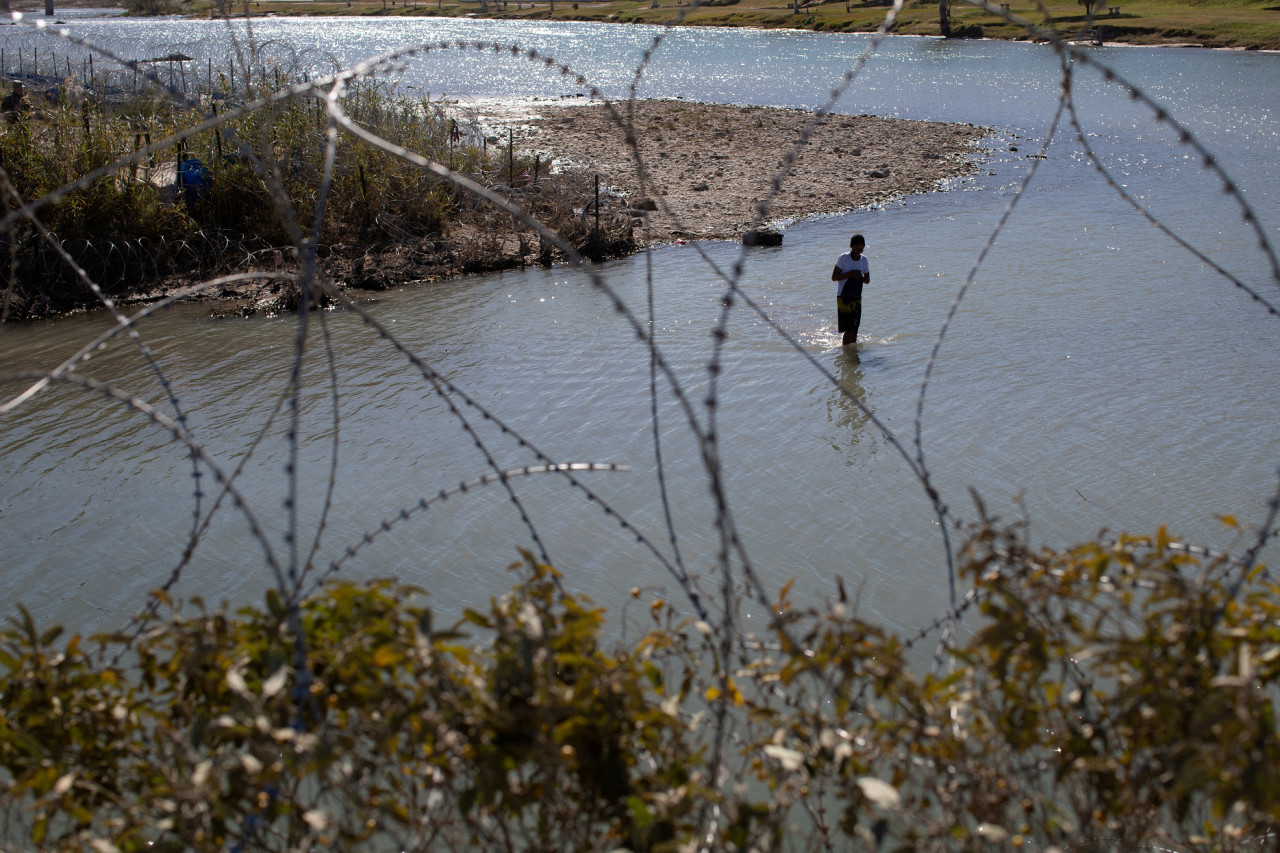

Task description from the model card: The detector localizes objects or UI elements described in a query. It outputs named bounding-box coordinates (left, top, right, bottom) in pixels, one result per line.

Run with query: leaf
left=262, top=667, right=289, bottom=699
left=856, top=776, right=901, bottom=809
left=374, top=644, right=404, bottom=668
left=225, top=668, right=249, bottom=699
left=763, top=745, right=805, bottom=771
left=778, top=578, right=795, bottom=604
left=16, top=604, right=37, bottom=644
left=627, top=795, right=654, bottom=830
left=975, top=823, right=1009, bottom=842
left=266, top=588, right=287, bottom=620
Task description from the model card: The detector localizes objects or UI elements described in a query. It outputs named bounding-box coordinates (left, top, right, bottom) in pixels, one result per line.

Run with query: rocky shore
left=495, top=99, right=989, bottom=245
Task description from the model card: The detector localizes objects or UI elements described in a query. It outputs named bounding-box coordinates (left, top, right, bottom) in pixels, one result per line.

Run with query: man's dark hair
left=850, top=234, right=865, bottom=248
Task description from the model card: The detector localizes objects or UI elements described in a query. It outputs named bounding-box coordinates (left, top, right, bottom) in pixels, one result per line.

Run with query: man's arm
left=833, top=264, right=861, bottom=283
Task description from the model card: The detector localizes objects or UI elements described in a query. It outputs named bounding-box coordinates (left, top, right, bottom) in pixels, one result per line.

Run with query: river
left=1, top=16, right=1277, bottom=643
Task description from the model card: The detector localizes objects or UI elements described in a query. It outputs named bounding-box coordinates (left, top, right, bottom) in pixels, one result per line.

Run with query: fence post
left=594, top=174, right=600, bottom=236
left=213, top=103, right=222, bottom=160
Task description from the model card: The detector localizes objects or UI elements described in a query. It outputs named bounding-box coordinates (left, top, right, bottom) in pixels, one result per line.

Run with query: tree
left=1079, top=0, right=1106, bottom=34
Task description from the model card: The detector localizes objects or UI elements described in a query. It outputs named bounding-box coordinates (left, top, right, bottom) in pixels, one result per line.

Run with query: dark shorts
left=837, top=296, right=862, bottom=334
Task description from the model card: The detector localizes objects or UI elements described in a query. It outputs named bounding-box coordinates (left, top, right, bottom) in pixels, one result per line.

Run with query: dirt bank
left=492, top=99, right=989, bottom=245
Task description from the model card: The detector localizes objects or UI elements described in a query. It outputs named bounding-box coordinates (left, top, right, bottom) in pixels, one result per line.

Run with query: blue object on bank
left=179, top=158, right=208, bottom=205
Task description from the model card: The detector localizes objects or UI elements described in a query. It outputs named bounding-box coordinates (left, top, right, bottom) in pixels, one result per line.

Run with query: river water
left=1, top=16, right=1278, bottom=641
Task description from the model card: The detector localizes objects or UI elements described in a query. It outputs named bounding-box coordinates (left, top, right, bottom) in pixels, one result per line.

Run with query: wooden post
left=44, top=0, right=53, bottom=16
left=213, top=103, right=223, bottom=160
left=594, top=174, right=600, bottom=235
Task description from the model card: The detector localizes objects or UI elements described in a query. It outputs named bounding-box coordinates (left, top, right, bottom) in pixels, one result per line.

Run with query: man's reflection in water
left=826, top=348, right=872, bottom=461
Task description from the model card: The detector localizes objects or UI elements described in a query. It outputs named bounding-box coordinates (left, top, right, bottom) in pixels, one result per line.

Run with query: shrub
left=1, top=521, right=1276, bottom=851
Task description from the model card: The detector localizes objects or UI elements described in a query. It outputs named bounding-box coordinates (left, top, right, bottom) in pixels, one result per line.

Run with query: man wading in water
left=831, top=234, right=870, bottom=347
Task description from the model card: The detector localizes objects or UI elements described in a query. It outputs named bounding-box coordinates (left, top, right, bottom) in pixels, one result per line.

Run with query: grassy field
left=194, top=0, right=1280, bottom=50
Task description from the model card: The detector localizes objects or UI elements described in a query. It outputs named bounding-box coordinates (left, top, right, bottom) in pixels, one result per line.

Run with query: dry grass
left=167, top=0, right=1280, bottom=50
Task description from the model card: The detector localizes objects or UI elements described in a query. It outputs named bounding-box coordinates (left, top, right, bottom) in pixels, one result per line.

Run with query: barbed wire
left=0, top=5, right=1276, bottom=848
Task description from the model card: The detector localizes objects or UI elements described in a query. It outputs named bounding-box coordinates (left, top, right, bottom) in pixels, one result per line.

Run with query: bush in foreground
left=0, top=520, right=1277, bottom=851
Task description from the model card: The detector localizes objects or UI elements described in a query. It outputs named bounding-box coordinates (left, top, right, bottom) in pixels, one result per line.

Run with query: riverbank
left=177, top=101, right=987, bottom=317
left=169, top=0, right=1280, bottom=51
left=0, top=95, right=987, bottom=319
left=8, top=0, right=1280, bottom=49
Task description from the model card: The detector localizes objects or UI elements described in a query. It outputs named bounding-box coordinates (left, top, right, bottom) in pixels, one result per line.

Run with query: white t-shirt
left=835, top=252, right=869, bottom=298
